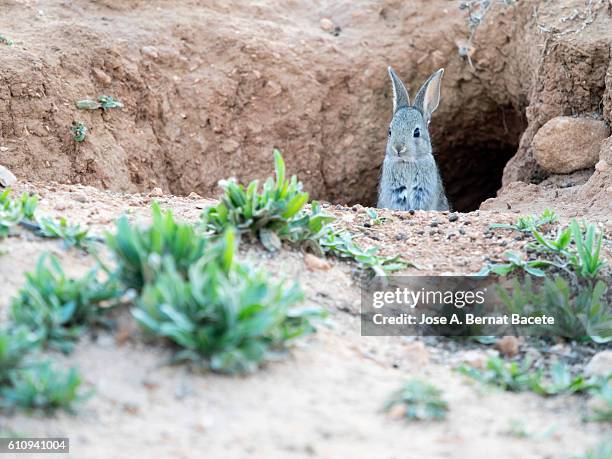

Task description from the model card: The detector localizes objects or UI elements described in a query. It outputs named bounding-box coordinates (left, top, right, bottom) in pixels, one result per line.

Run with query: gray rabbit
left=377, top=67, right=449, bottom=211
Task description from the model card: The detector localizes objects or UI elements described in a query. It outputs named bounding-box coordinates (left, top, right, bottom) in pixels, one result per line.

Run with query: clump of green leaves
left=202, top=150, right=407, bottom=274
left=576, top=443, right=612, bottom=459
left=484, top=214, right=609, bottom=344
left=71, top=122, right=87, bottom=142
left=490, top=208, right=558, bottom=232
left=0, top=326, right=85, bottom=414
left=133, top=229, right=323, bottom=373
left=500, top=276, right=611, bottom=343
left=385, top=379, right=448, bottom=421
left=0, top=189, right=38, bottom=238
left=10, top=255, right=122, bottom=353
left=76, top=95, right=123, bottom=111
left=1, top=362, right=85, bottom=413
left=0, top=327, right=40, bottom=384
left=202, top=150, right=321, bottom=251
left=458, top=356, right=609, bottom=396
left=37, top=217, right=90, bottom=248
left=0, top=34, right=13, bottom=46
left=319, top=227, right=407, bottom=276
left=484, top=216, right=606, bottom=280
left=365, top=208, right=387, bottom=226
left=106, top=203, right=206, bottom=291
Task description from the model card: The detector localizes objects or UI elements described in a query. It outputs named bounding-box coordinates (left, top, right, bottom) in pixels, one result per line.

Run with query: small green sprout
left=37, top=217, right=90, bottom=248
left=10, top=254, right=122, bottom=353
left=0, top=35, right=13, bottom=46
left=385, top=379, right=448, bottom=421
left=71, top=122, right=87, bottom=142
left=76, top=95, right=123, bottom=111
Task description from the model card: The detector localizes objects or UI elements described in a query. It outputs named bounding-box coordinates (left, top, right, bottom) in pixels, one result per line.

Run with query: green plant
left=202, top=150, right=323, bottom=250
left=133, top=230, right=323, bottom=373
left=71, top=122, right=87, bottom=142
left=76, top=95, right=123, bottom=111
left=1, top=361, right=85, bottom=413
left=490, top=208, right=558, bottom=232
left=570, top=220, right=605, bottom=279
left=575, top=443, right=612, bottom=459
left=0, top=327, right=40, bottom=384
left=0, top=189, right=38, bottom=238
left=319, top=227, right=408, bottom=276
left=10, top=254, right=122, bottom=353
left=365, top=208, right=387, bottom=226
left=0, top=34, right=13, bottom=45
left=202, top=151, right=407, bottom=274
left=458, top=356, right=607, bottom=396
left=37, top=217, right=90, bottom=248
left=106, top=203, right=207, bottom=291
left=385, top=379, right=448, bottom=421
left=477, top=251, right=561, bottom=277
left=486, top=217, right=606, bottom=280
left=499, top=276, right=611, bottom=343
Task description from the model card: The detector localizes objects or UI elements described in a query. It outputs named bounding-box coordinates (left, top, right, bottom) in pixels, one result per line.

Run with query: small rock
left=0, top=164, right=17, bottom=187
left=188, top=191, right=202, bottom=199
left=532, top=116, right=610, bottom=174
left=459, top=350, right=489, bottom=369
left=495, top=336, right=520, bottom=357
left=149, top=187, right=163, bottom=197
left=595, top=159, right=609, bottom=172
left=304, top=253, right=331, bottom=271
left=448, top=213, right=458, bottom=222
left=387, top=403, right=407, bottom=419
left=585, top=350, right=612, bottom=377
left=92, top=68, right=112, bottom=86
left=221, top=139, right=240, bottom=153
left=73, top=192, right=88, bottom=203
left=141, top=45, right=159, bottom=60
left=319, top=18, right=334, bottom=32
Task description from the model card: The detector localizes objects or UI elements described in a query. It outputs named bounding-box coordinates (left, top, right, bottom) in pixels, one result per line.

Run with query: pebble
left=448, top=213, right=458, bottom=222
left=73, top=192, right=88, bottom=203
left=149, top=187, right=163, bottom=197
left=0, top=164, right=17, bottom=187
left=585, top=350, right=612, bottom=377
left=495, top=336, right=520, bottom=357
left=304, top=253, right=331, bottom=271
left=319, top=18, right=334, bottom=32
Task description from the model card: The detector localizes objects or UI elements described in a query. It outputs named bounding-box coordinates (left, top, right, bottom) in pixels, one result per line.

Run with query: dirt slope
left=1, top=0, right=610, bottom=212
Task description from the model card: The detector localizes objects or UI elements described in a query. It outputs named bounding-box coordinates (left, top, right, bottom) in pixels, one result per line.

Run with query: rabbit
left=377, top=67, right=449, bottom=211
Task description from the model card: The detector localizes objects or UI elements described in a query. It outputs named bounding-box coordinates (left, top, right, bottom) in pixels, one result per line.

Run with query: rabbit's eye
left=388, top=127, right=392, bottom=137
left=413, top=127, right=420, bottom=138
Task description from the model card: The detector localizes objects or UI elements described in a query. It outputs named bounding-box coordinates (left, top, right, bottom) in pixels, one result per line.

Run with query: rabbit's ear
left=413, top=69, right=444, bottom=122
left=388, top=67, right=410, bottom=113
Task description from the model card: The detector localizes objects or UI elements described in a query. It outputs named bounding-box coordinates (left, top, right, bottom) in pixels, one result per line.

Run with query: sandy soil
left=0, top=182, right=609, bottom=459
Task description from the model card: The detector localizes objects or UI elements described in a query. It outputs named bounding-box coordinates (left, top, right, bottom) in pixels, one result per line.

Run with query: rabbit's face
left=386, top=107, right=431, bottom=162
left=384, top=67, right=443, bottom=163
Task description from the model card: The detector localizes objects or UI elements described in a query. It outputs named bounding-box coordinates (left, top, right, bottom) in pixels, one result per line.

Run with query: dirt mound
left=1, top=0, right=609, bottom=214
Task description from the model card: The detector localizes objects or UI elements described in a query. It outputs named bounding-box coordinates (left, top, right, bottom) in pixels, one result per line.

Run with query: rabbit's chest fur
left=378, top=157, right=448, bottom=211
